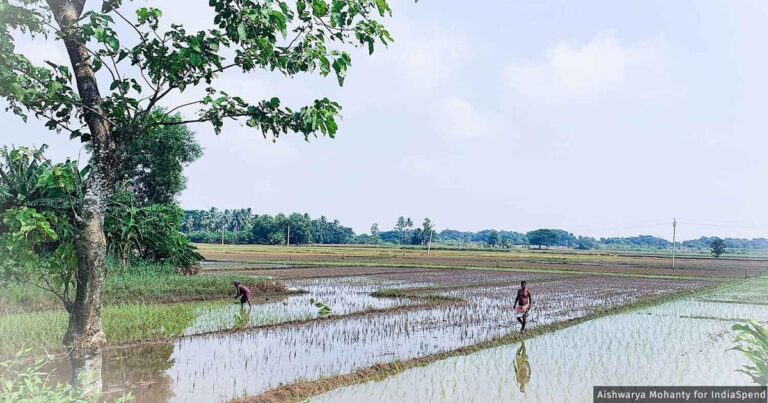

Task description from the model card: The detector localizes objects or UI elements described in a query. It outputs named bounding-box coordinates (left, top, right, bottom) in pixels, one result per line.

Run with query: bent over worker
left=234, top=281, right=252, bottom=308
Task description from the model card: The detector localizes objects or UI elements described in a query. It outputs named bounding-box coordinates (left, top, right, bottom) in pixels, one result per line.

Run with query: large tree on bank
left=0, top=0, right=396, bottom=353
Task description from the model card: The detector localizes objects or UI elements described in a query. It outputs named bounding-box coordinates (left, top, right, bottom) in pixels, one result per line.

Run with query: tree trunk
left=63, top=190, right=108, bottom=352
left=48, top=0, right=115, bottom=356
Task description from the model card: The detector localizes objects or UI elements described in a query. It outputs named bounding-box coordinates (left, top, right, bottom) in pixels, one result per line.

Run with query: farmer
left=514, top=280, right=532, bottom=333
left=234, top=281, right=252, bottom=309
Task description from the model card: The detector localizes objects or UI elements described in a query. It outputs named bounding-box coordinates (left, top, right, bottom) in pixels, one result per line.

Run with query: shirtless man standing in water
left=514, top=281, right=532, bottom=333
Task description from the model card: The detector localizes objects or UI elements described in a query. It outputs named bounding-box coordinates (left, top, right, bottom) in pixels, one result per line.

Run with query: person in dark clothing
left=234, top=281, right=252, bottom=308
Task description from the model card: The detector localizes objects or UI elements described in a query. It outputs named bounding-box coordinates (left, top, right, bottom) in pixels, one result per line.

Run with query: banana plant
left=732, top=320, right=768, bottom=385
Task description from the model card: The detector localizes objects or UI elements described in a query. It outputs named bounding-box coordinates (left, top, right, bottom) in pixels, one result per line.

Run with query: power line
left=677, top=221, right=762, bottom=229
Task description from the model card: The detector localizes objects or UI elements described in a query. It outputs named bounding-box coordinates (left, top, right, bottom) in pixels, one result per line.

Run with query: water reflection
left=69, top=350, right=103, bottom=398
left=49, top=344, right=176, bottom=402
left=234, top=307, right=250, bottom=330
left=514, top=342, right=530, bottom=394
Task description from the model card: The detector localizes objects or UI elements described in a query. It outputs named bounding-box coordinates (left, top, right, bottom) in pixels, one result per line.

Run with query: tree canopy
left=0, top=0, right=401, bottom=353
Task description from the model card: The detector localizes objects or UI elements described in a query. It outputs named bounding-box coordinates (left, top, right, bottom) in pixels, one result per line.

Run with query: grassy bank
left=0, top=301, right=228, bottom=355
left=0, top=261, right=282, bottom=313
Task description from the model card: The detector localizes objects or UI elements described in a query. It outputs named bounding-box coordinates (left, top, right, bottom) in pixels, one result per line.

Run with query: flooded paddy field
left=44, top=266, right=711, bottom=402
left=313, top=297, right=768, bottom=403
left=199, top=244, right=768, bottom=279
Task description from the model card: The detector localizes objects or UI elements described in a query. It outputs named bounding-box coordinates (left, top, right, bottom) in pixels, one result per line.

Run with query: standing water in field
left=182, top=278, right=417, bottom=334
left=44, top=273, right=706, bottom=402
left=314, top=299, right=768, bottom=403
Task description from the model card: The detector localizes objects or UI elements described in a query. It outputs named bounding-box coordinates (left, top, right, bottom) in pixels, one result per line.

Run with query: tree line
left=183, top=209, right=357, bottom=245
left=182, top=212, right=768, bottom=252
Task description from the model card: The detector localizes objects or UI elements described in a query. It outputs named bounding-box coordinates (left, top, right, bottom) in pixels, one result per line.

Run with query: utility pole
left=286, top=225, right=290, bottom=248
left=672, top=218, right=677, bottom=269
left=427, top=229, right=435, bottom=255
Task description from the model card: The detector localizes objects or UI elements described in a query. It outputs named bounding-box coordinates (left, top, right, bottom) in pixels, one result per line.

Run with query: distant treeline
left=182, top=209, right=768, bottom=250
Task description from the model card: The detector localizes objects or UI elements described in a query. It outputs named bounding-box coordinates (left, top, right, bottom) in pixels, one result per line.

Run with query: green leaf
left=105, top=36, right=120, bottom=52
left=189, top=53, right=202, bottom=67
left=237, top=23, right=247, bottom=41
left=312, top=0, right=328, bottom=17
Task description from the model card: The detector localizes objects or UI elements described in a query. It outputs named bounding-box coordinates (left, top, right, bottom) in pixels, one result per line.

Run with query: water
left=183, top=278, right=416, bottom=335
left=46, top=273, right=706, bottom=402
left=314, top=299, right=768, bottom=403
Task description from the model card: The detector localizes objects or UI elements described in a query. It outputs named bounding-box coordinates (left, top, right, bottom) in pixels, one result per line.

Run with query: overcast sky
left=3, top=0, right=768, bottom=240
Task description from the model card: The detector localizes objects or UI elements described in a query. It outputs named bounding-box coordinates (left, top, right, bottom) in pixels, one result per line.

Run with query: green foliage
left=0, top=0, right=397, bottom=142
left=184, top=209, right=355, bottom=245
left=526, top=229, right=560, bottom=249
left=118, top=111, right=203, bottom=205
left=105, top=190, right=201, bottom=268
left=421, top=218, right=434, bottom=245
left=0, top=145, right=202, bottom=314
left=486, top=230, right=500, bottom=247
left=0, top=146, right=82, bottom=310
left=309, top=298, right=332, bottom=317
left=0, top=349, right=132, bottom=402
left=575, top=236, right=598, bottom=250
left=711, top=237, right=726, bottom=258
left=732, top=320, right=768, bottom=385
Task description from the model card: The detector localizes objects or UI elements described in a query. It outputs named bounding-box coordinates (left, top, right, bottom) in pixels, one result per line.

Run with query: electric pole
left=672, top=218, right=677, bottom=269
left=286, top=225, right=290, bottom=248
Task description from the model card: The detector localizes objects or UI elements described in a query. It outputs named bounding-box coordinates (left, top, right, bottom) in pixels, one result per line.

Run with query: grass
left=701, top=276, right=768, bottom=304
left=103, top=272, right=280, bottom=304
left=370, top=288, right=464, bottom=303
left=0, top=301, right=228, bottom=355
left=0, top=260, right=282, bottom=313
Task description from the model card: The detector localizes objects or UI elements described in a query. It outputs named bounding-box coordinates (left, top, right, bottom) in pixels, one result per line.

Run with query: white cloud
left=390, top=23, right=470, bottom=90
left=503, top=32, right=664, bottom=103
left=433, top=96, right=492, bottom=139
left=14, top=38, right=69, bottom=67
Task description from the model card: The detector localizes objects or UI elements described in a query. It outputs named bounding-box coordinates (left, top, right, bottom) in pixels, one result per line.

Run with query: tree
left=526, top=229, right=558, bottom=249
left=410, top=227, right=423, bottom=245
left=395, top=216, right=406, bottom=244
left=711, top=237, right=726, bottom=258
left=487, top=230, right=500, bottom=247
left=421, top=218, right=434, bottom=246
left=118, top=111, right=202, bottom=205
left=0, top=0, right=397, bottom=353
left=370, top=223, right=379, bottom=244
left=575, top=236, right=597, bottom=250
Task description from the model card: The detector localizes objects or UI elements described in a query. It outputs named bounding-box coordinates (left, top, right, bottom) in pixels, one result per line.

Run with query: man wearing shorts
left=514, top=280, right=532, bottom=333
left=234, top=281, right=252, bottom=309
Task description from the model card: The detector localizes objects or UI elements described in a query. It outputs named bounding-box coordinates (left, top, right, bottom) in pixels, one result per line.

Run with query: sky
left=3, top=0, right=768, bottom=241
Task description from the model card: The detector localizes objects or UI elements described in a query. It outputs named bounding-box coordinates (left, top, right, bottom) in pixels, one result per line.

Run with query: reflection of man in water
left=514, top=281, right=532, bottom=333
left=234, top=307, right=250, bottom=329
left=514, top=342, right=531, bottom=393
